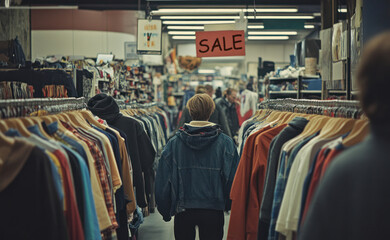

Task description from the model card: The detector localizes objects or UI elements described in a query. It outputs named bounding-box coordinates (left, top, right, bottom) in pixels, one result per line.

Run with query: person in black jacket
left=177, top=85, right=232, bottom=138
left=87, top=94, right=156, bottom=210
left=215, top=88, right=240, bottom=138
left=299, top=32, right=390, bottom=240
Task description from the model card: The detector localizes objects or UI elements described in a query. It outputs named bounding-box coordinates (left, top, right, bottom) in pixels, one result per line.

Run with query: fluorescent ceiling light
left=313, top=12, right=321, bottom=17
left=172, top=36, right=196, bottom=40
left=152, top=8, right=298, bottom=15
left=247, top=15, right=315, bottom=19
left=247, top=25, right=265, bottom=29
left=248, top=36, right=289, bottom=40
left=153, top=9, right=242, bottom=14
left=198, top=69, right=216, bottom=74
left=304, top=25, right=315, bottom=29
left=168, top=31, right=196, bottom=35
left=163, top=20, right=236, bottom=25
left=161, top=15, right=240, bottom=20
left=168, top=26, right=205, bottom=30
left=338, top=8, right=347, bottom=13
left=248, top=31, right=297, bottom=35
left=0, top=5, right=78, bottom=9
left=245, top=8, right=298, bottom=13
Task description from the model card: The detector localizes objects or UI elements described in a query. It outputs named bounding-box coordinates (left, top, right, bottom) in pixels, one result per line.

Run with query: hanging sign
left=196, top=30, right=245, bottom=58
left=137, top=19, right=162, bottom=55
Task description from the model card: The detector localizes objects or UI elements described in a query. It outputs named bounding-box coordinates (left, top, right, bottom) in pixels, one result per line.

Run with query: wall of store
left=31, top=9, right=138, bottom=60
left=0, top=9, right=31, bottom=60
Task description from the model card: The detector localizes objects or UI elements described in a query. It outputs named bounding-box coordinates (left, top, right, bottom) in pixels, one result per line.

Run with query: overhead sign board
left=137, top=19, right=162, bottom=55
left=196, top=30, right=245, bottom=58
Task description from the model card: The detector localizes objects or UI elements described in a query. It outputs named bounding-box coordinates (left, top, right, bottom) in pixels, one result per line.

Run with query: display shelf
left=351, top=91, right=359, bottom=95
left=269, top=90, right=297, bottom=94
left=300, top=75, right=321, bottom=79
left=328, top=90, right=347, bottom=94
left=301, top=90, right=322, bottom=94
left=270, top=77, right=298, bottom=82
left=126, top=78, right=138, bottom=82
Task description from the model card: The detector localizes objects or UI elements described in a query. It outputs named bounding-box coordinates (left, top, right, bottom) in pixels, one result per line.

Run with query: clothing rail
left=0, top=97, right=86, bottom=119
left=258, top=98, right=363, bottom=119
left=115, top=99, right=159, bottom=110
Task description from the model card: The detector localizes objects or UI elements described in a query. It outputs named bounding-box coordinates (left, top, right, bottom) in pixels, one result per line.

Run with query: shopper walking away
left=215, top=87, right=222, bottom=99
left=155, top=93, right=239, bottom=240
left=215, top=88, right=240, bottom=138
left=177, top=85, right=232, bottom=138
left=299, top=32, right=390, bottom=240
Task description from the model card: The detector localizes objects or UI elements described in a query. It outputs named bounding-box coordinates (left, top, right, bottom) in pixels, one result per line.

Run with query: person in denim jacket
left=155, top=93, right=239, bottom=240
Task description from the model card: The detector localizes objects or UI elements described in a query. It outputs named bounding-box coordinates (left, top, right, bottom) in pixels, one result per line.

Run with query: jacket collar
left=186, top=121, right=216, bottom=127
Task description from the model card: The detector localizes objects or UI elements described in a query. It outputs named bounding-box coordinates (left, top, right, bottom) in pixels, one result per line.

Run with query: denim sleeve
left=155, top=145, right=174, bottom=222
left=223, top=139, right=240, bottom=211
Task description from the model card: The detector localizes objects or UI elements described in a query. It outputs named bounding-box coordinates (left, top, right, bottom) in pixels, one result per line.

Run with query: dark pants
left=174, top=209, right=224, bottom=240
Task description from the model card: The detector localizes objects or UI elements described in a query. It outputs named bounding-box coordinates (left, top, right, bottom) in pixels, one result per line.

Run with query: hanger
left=4, top=118, right=31, bottom=137
left=342, top=119, right=370, bottom=147
left=299, top=115, right=329, bottom=139
left=264, top=111, right=282, bottom=123
left=318, top=117, right=355, bottom=139
left=0, top=131, right=15, bottom=159
left=0, top=120, right=9, bottom=132
left=19, top=117, right=35, bottom=127
left=79, top=110, right=107, bottom=130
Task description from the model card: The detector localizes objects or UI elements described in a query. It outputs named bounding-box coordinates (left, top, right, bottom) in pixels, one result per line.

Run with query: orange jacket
left=228, top=124, right=287, bottom=240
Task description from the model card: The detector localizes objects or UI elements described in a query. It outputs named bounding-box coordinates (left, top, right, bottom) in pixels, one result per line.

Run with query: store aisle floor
left=138, top=212, right=231, bottom=240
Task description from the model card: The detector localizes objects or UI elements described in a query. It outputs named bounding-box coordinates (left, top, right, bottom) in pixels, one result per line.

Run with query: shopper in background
left=215, top=87, right=223, bottom=99
left=177, top=85, right=232, bottom=138
left=299, top=32, right=390, bottom=240
left=155, top=93, right=239, bottom=240
left=237, top=82, right=258, bottom=126
left=215, top=88, right=240, bottom=139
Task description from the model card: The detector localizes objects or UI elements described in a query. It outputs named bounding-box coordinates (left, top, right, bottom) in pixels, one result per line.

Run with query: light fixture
left=198, top=69, right=216, bottom=74
left=167, top=26, right=205, bottom=30
left=247, top=25, right=265, bottom=29
left=163, top=20, right=236, bottom=25
left=152, top=8, right=298, bottom=15
left=245, top=8, right=298, bottom=13
left=0, top=5, right=78, bottom=9
left=172, top=36, right=196, bottom=40
left=313, top=12, right=321, bottom=17
left=338, top=8, right=347, bottom=13
left=304, top=25, right=315, bottom=29
left=248, top=36, right=289, bottom=40
left=153, top=9, right=242, bottom=15
left=248, top=31, right=297, bottom=35
left=246, top=15, right=315, bottom=19
left=168, top=31, right=196, bottom=35
left=161, top=16, right=240, bottom=20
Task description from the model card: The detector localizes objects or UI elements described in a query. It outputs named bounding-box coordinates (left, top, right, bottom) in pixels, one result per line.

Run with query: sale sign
left=196, top=30, right=246, bottom=57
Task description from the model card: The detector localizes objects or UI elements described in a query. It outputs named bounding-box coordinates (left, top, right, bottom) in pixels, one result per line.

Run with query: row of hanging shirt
left=227, top=99, right=368, bottom=240
left=0, top=97, right=171, bottom=240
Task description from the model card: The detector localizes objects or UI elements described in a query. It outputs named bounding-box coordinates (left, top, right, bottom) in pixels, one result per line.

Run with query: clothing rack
left=115, top=99, right=159, bottom=110
left=258, top=98, right=362, bottom=119
left=0, top=97, right=86, bottom=119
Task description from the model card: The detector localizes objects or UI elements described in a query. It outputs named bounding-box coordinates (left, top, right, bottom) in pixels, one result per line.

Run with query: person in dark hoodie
left=177, top=85, right=232, bottom=138
left=155, top=93, right=239, bottom=240
left=87, top=94, right=156, bottom=210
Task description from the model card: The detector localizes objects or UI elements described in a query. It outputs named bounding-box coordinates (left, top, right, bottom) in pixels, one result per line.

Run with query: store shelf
left=300, top=75, right=321, bottom=79
left=270, top=77, right=297, bottom=82
left=351, top=91, right=359, bottom=95
left=301, top=90, right=322, bottom=94
left=328, top=90, right=347, bottom=94
left=126, top=78, right=138, bottom=82
left=269, top=90, right=297, bottom=94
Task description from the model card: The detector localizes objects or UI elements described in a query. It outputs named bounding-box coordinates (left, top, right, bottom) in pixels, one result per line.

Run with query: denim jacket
left=155, top=121, right=239, bottom=222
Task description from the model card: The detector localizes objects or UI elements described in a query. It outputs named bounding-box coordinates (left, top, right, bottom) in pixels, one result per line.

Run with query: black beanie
left=87, top=93, right=120, bottom=122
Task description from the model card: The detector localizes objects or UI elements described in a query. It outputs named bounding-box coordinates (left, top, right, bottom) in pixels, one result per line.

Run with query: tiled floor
left=138, top=212, right=231, bottom=240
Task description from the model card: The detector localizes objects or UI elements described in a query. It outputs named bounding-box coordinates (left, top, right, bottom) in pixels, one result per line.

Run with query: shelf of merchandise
left=269, top=90, right=297, bottom=94
left=300, top=75, right=321, bottom=79
left=269, top=77, right=298, bottom=83
left=328, top=90, right=347, bottom=94
left=126, top=78, right=139, bottom=82
left=351, top=91, right=359, bottom=95
left=301, top=90, right=322, bottom=94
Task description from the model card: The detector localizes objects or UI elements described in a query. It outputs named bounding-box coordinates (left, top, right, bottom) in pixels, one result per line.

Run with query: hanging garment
left=228, top=124, right=286, bottom=240
left=238, top=89, right=258, bottom=126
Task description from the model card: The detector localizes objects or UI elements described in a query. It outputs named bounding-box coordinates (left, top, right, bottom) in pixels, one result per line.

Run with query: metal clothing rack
left=258, top=98, right=362, bottom=119
left=115, top=99, right=159, bottom=110
left=0, top=97, right=86, bottom=119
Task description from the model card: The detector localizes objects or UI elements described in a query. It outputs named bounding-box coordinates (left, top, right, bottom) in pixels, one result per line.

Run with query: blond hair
left=187, top=93, right=215, bottom=121
left=195, top=85, right=207, bottom=94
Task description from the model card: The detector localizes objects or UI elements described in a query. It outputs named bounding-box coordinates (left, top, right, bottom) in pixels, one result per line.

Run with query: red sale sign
left=196, top=30, right=246, bottom=57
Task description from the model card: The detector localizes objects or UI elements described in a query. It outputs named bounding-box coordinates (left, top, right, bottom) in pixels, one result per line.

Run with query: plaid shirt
left=268, top=133, right=318, bottom=240
left=61, top=122, right=118, bottom=237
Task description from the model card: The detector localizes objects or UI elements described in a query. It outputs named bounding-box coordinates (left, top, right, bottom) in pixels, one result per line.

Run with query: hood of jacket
left=87, top=93, right=121, bottom=123
left=176, top=121, right=221, bottom=150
